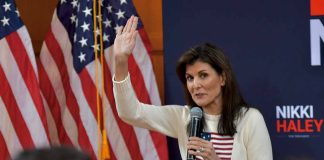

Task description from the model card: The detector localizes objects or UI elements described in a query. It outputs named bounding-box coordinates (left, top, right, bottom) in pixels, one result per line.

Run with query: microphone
left=187, top=107, right=203, bottom=160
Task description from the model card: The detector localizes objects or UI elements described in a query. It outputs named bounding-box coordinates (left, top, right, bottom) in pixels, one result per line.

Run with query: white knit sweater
left=113, top=74, right=273, bottom=160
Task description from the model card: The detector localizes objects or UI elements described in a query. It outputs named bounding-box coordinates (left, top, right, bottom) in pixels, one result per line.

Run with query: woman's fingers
left=113, top=16, right=138, bottom=57
left=187, top=137, right=209, bottom=151
left=130, top=16, right=138, bottom=32
left=123, top=16, right=134, bottom=33
left=188, top=149, right=206, bottom=155
left=116, top=26, right=123, bottom=35
left=122, top=16, right=131, bottom=33
left=188, top=137, right=209, bottom=145
left=119, top=16, right=138, bottom=35
left=130, top=17, right=138, bottom=42
left=187, top=136, right=218, bottom=160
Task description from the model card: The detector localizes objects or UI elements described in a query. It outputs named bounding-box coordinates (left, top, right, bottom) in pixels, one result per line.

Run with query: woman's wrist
left=115, top=54, right=129, bottom=63
left=115, top=55, right=129, bottom=81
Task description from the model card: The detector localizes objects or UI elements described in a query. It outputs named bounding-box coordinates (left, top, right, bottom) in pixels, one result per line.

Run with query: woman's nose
left=193, top=78, right=202, bottom=89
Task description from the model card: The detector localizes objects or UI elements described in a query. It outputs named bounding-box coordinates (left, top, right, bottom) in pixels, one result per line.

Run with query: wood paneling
left=16, top=0, right=164, bottom=103
left=151, top=51, right=164, bottom=103
left=133, top=0, right=163, bottom=51
left=16, top=0, right=57, bottom=54
left=133, top=0, right=164, bottom=102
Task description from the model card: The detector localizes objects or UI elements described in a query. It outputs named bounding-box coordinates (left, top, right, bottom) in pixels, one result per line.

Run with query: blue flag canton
left=0, top=0, right=23, bottom=39
left=57, top=0, right=143, bottom=73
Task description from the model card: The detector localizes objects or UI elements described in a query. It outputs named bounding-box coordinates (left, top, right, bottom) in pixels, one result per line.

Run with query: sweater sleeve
left=243, top=108, right=273, bottom=160
left=112, top=73, right=189, bottom=138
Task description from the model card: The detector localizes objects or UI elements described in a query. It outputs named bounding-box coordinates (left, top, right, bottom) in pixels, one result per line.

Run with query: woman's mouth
left=194, top=93, right=205, bottom=99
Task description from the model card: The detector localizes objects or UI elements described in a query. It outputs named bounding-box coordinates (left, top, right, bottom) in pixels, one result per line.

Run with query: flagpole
left=93, top=0, right=110, bottom=159
left=92, top=0, right=102, bottom=159
left=99, top=0, right=111, bottom=158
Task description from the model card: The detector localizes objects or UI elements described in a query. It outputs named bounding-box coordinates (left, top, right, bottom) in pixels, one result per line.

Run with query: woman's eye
left=200, top=73, right=207, bottom=79
left=186, top=76, right=193, bottom=81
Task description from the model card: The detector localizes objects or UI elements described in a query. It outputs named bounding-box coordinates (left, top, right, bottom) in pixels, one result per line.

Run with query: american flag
left=38, top=0, right=168, bottom=159
left=198, top=132, right=233, bottom=160
left=0, top=0, right=50, bottom=159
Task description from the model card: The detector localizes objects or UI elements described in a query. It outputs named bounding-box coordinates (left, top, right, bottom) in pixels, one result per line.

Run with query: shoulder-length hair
left=176, top=43, right=248, bottom=136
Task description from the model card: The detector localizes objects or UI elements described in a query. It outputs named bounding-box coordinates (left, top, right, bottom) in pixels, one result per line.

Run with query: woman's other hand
left=187, top=137, right=220, bottom=160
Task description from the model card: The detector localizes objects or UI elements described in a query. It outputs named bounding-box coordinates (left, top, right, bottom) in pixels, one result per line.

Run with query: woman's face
left=185, top=61, right=225, bottom=111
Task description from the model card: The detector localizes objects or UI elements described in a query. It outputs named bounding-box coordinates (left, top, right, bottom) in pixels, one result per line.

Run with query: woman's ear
left=221, top=73, right=226, bottom=86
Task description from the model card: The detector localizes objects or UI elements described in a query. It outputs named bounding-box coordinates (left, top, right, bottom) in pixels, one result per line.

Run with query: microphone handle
left=187, top=117, right=201, bottom=160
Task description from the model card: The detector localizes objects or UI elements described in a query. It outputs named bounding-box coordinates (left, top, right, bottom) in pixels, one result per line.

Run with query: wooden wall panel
left=16, top=0, right=57, bottom=54
left=16, top=0, right=164, bottom=102
left=133, top=0, right=163, bottom=51
left=133, top=0, right=165, bottom=103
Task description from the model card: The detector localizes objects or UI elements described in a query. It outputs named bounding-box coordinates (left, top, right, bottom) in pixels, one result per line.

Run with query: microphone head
left=190, top=107, right=203, bottom=118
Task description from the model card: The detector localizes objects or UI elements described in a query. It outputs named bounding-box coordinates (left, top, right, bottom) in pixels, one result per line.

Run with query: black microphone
left=187, top=107, right=203, bottom=160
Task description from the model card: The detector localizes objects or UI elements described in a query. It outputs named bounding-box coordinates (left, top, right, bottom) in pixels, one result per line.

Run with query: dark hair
left=13, top=146, right=90, bottom=160
left=176, top=43, right=248, bottom=136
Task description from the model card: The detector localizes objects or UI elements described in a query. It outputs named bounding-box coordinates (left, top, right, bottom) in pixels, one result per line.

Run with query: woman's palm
left=114, top=31, right=136, bottom=57
left=113, top=16, right=138, bottom=57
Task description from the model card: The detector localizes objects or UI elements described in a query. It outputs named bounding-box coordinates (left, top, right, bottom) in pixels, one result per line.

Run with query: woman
left=113, top=16, right=273, bottom=160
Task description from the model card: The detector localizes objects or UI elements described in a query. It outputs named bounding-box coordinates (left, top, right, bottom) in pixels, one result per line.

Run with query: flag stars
left=103, top=33, right=109, bottom=42
left=107, top=5, right=113, bottom=13
left=1, top=16, right=10, bottom=26
left=96, top=15, right=102, bottom=22
left=92, top=44, right=100, bottom=51
left=73, top=33, right=77, bottom=42
left=120, top=0, right=127, bottom=5
left=2, top=2, right=11, bottom=12
left=15, top=10, right=20, bottom=17
left=75, top=18, right=79, bottom=27
left=83, top=7, right=92, bottom=17
left=80, top=22, right=90, bottom=32
left=61, top=0, right=67, bottom=4
left=95, top=27, right=100, bottom=36
left=70, top=14, right=76, bottom=24
left=114, top=24, right=123, bottom=33
left=78, top=52, right=86, bottom=62
left=115, top=9, right=125, bottom=19
left=103, top=18, right=111, bottom=28
left=79, top=37, right=88, bottom=47
left=71, top=0, right=78, bottom=8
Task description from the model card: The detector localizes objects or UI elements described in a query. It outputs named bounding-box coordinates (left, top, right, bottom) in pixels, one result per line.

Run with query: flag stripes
left=210, top=133, right=233, bottom=159
left=133, top=30, right=168, bottom=159
left=0, top=24, right=49, bottom=158
left=37, top=0, right=168, bottom=159
left=41, top=26, right=97, bottom=159
left=101, top=59, right=144, bottom=159
left=37, top=58, right=73, bottom=146
left=6, top=31, right=50, bottom=141
left=0, top=67, right=35, bottom=149
left=41, top=93, right=60, bottom=145
left=0, top=126, right=11, bottom=160
left=0, top=96, right=23, bottom=157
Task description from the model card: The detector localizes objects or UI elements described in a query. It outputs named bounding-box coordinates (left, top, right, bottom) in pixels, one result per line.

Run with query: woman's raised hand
left=113, top=16, right=138, bottom=81
left=113, top=16, right=138, bottom=59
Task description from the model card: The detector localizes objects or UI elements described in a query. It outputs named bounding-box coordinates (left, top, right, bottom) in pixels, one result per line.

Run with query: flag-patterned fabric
left=198, top=132, right=233, bottom=160
left=38, top=0, right=168, bottom=159
left=0, top=0, right=50, bottom=159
